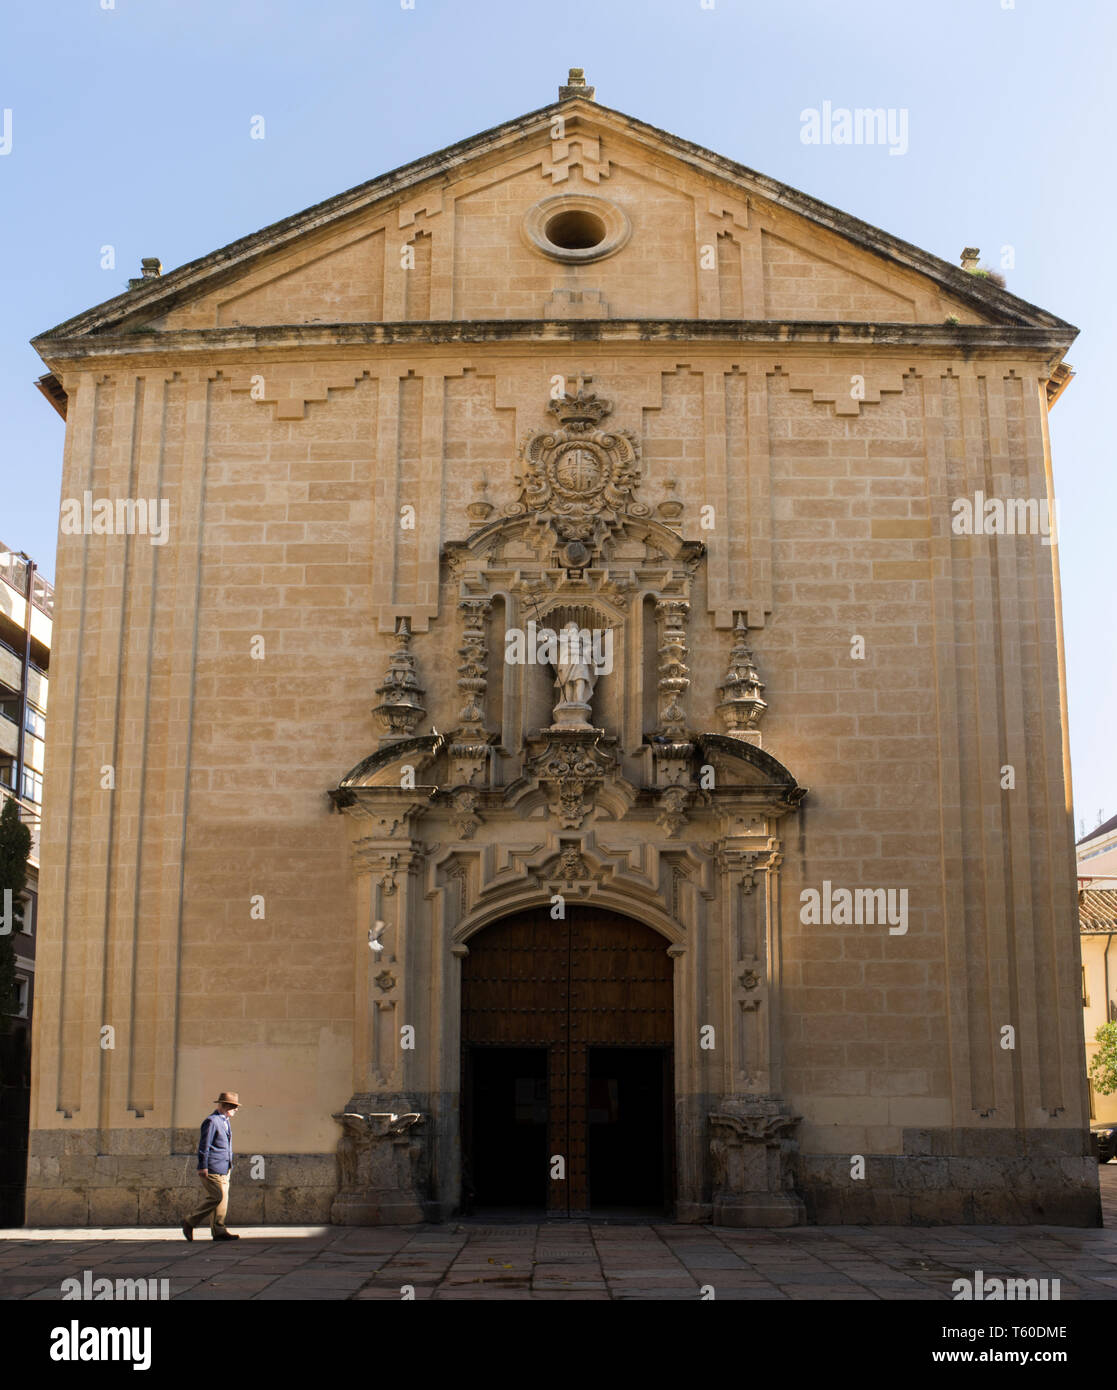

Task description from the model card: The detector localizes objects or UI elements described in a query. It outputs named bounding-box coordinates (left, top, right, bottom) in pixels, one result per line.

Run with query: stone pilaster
left=654, top=598, right=690, bottom=735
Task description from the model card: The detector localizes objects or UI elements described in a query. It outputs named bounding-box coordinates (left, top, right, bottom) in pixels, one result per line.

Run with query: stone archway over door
left=461, top=907, right=674, bottom=1215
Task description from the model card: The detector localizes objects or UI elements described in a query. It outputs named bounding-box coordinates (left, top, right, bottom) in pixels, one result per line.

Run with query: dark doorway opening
left=464, top=1046, right=549, bottom=1209
left=460, top=907, right=675, bottom=1217
left=587, top=1047, right=670, bottom=1209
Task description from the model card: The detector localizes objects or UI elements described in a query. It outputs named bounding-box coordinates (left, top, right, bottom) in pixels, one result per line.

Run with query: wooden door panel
left=462, top=908, right=673, bottom=1214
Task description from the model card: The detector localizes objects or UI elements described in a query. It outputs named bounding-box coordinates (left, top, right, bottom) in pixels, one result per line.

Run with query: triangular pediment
left=33, top=94, right=1073, bottom=352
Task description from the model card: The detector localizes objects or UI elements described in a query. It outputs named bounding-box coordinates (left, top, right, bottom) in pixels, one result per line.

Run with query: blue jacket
left=197, top=1111, right=233, bottom=1174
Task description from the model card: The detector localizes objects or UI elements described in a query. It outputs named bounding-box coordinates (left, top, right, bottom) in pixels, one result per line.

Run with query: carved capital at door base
left=331, top=1094, right=433, bottom=1225
left=709, top=1093, right=806, bottom=1228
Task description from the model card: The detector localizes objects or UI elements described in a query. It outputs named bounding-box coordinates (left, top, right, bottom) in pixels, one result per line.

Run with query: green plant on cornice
left=965, top=265, right=1007, bottom=288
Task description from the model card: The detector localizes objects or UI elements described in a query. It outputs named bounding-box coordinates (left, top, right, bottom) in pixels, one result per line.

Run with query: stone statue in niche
left=551, top=621, right=597, bottom=729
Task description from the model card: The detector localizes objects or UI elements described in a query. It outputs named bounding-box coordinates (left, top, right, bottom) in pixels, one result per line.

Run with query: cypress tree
left=0, top=796, right=31, bottom=1028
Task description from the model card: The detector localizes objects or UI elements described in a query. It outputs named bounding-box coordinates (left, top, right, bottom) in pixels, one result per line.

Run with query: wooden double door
left=461, top=907, right=674, bottom=1214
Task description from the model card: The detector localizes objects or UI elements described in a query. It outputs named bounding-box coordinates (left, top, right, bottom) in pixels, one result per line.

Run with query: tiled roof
left=1078, top=812, right=1117, bottom=847
left=1079, top=888, right=1117, bottom=932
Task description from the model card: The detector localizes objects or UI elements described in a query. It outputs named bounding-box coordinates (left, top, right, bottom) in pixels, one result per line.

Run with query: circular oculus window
left=522, top=195, right=631, bottom=263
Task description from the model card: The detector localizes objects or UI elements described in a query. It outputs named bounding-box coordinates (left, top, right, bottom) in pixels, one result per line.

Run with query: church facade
left=26, top=72, right=1097, bottom=1226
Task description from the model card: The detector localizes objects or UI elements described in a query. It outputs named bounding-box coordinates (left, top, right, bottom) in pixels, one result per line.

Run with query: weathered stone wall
left=27, top=1130, right=335, bottom=1226
left=26, top=343, right=1090, bottom=1225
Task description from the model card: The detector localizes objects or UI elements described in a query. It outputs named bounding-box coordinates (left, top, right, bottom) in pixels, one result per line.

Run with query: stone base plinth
left=713, top=1191, right=806, bottom=1228
left=674, top=1201, right=713, bottom=1224
left=708, top=1094, right=805, bottom=1229
left=329, top=1192, right=428, bottom=1225
left=798, top=1128, right=1102, bottom=1227
left=330, top=1094, right=431, bottom=1226
left=24, top=1128, right=336, bottom=1226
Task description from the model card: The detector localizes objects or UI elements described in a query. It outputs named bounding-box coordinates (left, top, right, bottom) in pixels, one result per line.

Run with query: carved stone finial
left=717, top=613, right=767, bottom=743
left=371, top=617, right=426, bottom=740
left=960, top=246, right=980, bottom=271
left=559, top=68, right=595, bottom=101
left=128, top=257, right=163, bottom=289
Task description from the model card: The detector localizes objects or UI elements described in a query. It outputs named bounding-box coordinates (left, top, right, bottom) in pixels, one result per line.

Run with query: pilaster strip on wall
left=374, top=371, right=401, bottom=628
left=52, top=373, right=98, bottom=1118
left=419, top=373, right=445, bottom=616
left=943, top=370, right=995, bottom=1114
left=167, top=374, right=213, bottom=1126
left=923, top=369, right=974, bottom=1122
left=123, top=372, right=170, bottom=1116
left=966, top=373, right=1011, bottom=1117
left=98, top=372, right=151, bottom=1130
left=86, top=377, right=138, bottom=1129
left=742, top=366, right=774, bottom=630
left=1029, top=377, right=1083, bottom=1122
left=724, top=368, right=747, bottom=622
left=702, top=370, right=730, bottom=624
left=1013, top=373, right=1072, bottom=1115
left=984, top=373, right=1035, bottom=1123
left=353, top=872, right=372, bottom=1093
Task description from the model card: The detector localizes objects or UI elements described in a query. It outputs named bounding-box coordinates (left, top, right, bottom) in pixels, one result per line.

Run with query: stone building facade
left=26, top=73, right=1097, bottom=1226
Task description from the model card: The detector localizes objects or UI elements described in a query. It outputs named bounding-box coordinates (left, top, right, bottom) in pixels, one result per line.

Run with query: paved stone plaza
left=0, top=1167, right=1114, bottom=1302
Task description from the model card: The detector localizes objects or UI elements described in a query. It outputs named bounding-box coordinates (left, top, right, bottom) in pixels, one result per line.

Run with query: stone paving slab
left=1, top=1165, right=1115, bottom=1301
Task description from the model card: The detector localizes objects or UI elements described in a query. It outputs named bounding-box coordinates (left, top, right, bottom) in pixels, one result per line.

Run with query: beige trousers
left=186, top=1171, right=230, bottom=1233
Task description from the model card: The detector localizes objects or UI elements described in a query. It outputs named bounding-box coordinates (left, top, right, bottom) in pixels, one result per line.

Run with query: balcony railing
left=0, top=545, right=54, bottom=619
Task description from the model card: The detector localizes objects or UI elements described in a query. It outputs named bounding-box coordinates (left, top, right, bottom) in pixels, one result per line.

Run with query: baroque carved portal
left=328, top=377, right=809, bottom=1226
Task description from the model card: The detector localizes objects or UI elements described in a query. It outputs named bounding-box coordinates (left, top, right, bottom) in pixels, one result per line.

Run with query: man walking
left=182, top=1091, right=241, bottom=1241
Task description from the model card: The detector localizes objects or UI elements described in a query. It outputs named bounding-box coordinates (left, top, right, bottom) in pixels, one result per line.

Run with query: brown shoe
left=181, top=1221, right=193, bottom=1242
left=212, top=1230, right=240, bottom=1240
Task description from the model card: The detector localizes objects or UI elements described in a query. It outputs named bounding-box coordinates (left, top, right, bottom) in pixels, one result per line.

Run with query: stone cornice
left=34, top=318, right=1077, bottom=374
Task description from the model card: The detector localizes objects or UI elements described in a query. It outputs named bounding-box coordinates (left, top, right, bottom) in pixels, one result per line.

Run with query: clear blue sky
left=1, top=0, right=1112, bottom=836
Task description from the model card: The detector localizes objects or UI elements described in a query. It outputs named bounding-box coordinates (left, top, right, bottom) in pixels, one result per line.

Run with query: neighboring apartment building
left=1078, top=812, right=1117, bottom=887
left=0, top=544, right=51, bottom=1223
left=0, top=544, right=51, bottom=1020
left=1078, top=816, right=1117, bottom=1128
